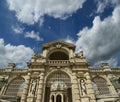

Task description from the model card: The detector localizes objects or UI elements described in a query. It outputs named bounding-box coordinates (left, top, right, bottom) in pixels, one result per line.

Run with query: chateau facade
left=0, top=41, right=120, bottom=102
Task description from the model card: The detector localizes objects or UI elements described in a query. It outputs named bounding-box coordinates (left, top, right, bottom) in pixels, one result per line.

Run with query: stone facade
left=0, top=40, right=120, bottom=102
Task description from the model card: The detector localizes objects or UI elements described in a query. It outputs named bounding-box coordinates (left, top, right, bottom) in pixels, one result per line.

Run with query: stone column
left=61, top=94, right=63, bottom=102
left=21, top=73, right=31, bottom=102
left=71, top=73, right=81, bottom=102
left=54, top=94, right=56, bottom=102
left=85, top=72, right=96, bottom=102
left=49, top=94, right=52, bottom=102
left=36, top=73, right=44, bottom=102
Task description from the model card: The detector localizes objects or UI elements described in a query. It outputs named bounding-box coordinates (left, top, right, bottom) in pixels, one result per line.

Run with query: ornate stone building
left=0, top=41, right=120, bottom=102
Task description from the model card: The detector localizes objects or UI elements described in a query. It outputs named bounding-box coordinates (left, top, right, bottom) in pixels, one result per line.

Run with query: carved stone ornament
left=77, top=72, right=84, bottom=77
left=56, top=43, right=62, bottom=48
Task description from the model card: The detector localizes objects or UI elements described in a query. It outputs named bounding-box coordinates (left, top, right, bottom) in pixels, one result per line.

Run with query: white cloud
left=0, top=38, right=33, bottom=68
left=64, top=35, right=75, bottom=44
left=6, top=0, right=86, bottom=25
left=11, top=25, right=43, bottom=41
left=95, top=58, right=117, bottom=67
left=25, top=30, right=43, bottom=41
left=95, top=0, right=120, bottom=13
left=76, top=6, right=120, bottom=67
left=12, top=25, right=24, bottom=34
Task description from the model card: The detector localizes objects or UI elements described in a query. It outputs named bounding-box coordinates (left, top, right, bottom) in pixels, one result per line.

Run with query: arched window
left=44, top=71, right=72, bottom=102
left=46, top=71, right=71, bottom=89
left=93, top=77, right=110, bottom=95
left=48, top=51, right=69, bottom=60
left=5, top=77, right=25, bottom=96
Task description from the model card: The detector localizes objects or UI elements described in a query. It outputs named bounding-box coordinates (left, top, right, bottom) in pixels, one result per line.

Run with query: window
left=5, top=77, right=25, bottom=96
left=93, top=77, right=110, bottom=95
left=48, top=51, right=69, bottom=60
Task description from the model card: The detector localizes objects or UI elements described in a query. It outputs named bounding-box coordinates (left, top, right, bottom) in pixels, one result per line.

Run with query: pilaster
left=71, top=73, right=81, bottom=102
left=36, top=73, right=44, bottom=102
left=85, top=72, right=96, bottom=102
left=21, top=73, right=31, bottom=102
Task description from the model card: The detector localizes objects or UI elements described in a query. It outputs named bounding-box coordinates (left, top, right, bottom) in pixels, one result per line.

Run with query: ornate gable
left=42, top=40, right=76, bottom=51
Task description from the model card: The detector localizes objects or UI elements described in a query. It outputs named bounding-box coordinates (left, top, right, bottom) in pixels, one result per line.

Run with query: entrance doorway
left=56, top=95, right=61, bottom=102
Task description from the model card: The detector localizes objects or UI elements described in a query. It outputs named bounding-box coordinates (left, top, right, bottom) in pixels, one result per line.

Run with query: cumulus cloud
left=0, top=38, right=33, bottom=68
left=6, top=0, right=86, bottom=24
left=76, top=6, right=120, bottom=67
left=25, top=30, right=43, bottom=41
left=95, top=0, right=120, bottom=13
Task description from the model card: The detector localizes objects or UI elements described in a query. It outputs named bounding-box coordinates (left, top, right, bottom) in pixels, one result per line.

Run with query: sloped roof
left=42, top=40, right=76, bottom=51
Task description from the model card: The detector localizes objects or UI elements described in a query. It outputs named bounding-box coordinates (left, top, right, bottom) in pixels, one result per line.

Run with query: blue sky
left=0, top=0, right=120, bottom=68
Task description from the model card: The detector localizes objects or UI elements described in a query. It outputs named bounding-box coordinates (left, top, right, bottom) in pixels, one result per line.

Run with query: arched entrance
left=56, top=95, right=61, bottom=102
left=44, top=71, right=72, bottom=102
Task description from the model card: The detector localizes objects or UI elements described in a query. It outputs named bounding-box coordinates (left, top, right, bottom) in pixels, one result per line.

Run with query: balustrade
left=48, top=60, right=69, bottom=64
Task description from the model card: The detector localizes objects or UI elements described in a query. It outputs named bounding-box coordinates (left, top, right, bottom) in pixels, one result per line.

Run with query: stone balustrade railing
left=12, top=69, right=28, bottom=72
left=0, top=68, right=27, bottom=72
left=48, top=60, right=69, bottom=64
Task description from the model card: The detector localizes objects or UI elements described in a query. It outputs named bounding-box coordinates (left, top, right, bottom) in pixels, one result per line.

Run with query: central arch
left=44, top=71, right=72, bottom=102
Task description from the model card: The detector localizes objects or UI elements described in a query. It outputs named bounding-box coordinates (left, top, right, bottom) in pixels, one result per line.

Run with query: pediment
left=42, top=40, right=76, bottom=51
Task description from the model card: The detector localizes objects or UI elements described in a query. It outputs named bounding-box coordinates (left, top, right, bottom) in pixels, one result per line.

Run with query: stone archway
left=44, top=71, right=72, bottom=102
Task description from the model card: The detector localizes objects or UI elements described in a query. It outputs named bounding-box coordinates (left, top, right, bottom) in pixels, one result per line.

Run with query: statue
left=31, top=79, right=37, bottom=95
left=80, top=79, right=87, bottom=95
